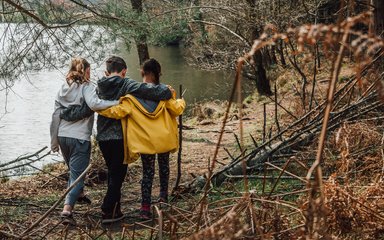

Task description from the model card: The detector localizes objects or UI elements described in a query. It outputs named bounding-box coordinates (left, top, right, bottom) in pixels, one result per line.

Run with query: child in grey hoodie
left=50, top=57, right=118, bottom=225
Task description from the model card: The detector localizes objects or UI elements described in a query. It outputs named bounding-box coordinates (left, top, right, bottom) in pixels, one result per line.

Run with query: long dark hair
left=141, top=58, right=161, bottom=85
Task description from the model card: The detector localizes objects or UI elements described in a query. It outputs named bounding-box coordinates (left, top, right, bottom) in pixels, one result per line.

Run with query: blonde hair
left=66, top=57, right=90, bottom=85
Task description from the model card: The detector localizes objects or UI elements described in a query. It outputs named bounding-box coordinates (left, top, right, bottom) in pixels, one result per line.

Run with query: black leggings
left=99, top=140, right=127, bottom=213
left=141, top=152, right=170, bottom=206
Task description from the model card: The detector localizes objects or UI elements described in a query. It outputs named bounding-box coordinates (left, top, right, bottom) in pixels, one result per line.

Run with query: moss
left=0, top=177, right=9, bottom=183
left=243, top=95, right=254, bottom=104
left=0, top=205, right=27, bottom=223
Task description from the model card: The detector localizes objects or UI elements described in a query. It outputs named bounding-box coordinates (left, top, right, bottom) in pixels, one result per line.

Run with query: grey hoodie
left=50, top=82, right=118, bottom=151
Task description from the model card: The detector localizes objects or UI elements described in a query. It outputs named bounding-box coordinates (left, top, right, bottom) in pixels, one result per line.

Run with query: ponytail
left=66, top=58, right=90, bottom=85
left=142, top=58, right=161, bottom=85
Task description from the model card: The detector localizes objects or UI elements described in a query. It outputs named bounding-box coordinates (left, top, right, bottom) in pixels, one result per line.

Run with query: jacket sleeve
left=97, top=98, right=132, bottom=119
left=60, top=84, right=119, bottom=122
left=50, top=102, right=61, bottom=152
left=165, top=98, right=186, bottom=117
left=60, top=102, right=93, bottom=121
left=124, top=79, right=172, bottom=101
left=83, top=84, right=119, bottom=111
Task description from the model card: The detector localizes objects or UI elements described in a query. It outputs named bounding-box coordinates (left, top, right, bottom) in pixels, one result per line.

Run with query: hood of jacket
left=124, top=95, right=166, bottom=119
left=56, top=82, right=86, bottom=107
left=97, top=76, right=125, bottom=99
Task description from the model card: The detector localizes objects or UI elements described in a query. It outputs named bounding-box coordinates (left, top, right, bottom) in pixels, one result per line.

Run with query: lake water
left=0, top=45, right=254, bottom=166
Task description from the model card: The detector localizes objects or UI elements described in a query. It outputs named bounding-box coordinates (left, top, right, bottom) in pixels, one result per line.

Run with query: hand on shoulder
left=167, top=85, right=176, bottom=99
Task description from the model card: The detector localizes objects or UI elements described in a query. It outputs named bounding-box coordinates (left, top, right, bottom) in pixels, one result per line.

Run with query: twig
left=21, top=163, right=93, bottom=237
left=153, top=5, right=242, bottom=18
left=266, top=94, right=298, bottom=120
left=233, top=133, right=243, bottom=152
left=263, top=103, right=266, bottom=143
left=381, top=131, right=384, bottom=180
left=274, top=82, right=281, bottom=138
left=270, top=189, right=310, bottom=198
left=173, top=84, right=183, bottom=192
left=249, top=134, right=258, bottom=148
left=226, top=175, right=309, bottom=180
left=309, top=44, right=318, bottom=110
left=0, top=146, right=48, bottom=168
left=0, top=230, right=19, bottom=239
left=0, top=151, right=50, bottom=172
left=189, top=20, right=250, bottom=46
left=154, top=206, right=163, bottom=240
left=267, top=159, right=292, bottom=198
left=224, top=148, right=235, bottom=161
left=265, top=162, right=307, bottom=183
left=40, top=220, right=64, bottom=239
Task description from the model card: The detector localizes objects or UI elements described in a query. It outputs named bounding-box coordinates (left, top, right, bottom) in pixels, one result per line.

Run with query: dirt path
left=0, top=100, right=264, bottom=238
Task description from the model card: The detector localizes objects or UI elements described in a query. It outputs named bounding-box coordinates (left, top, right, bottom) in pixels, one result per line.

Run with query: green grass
left=33, top=193, right=60, bottom=206
left=0, top=205, right=27, bottom=223
left=209, top=176, right=305, bottom=203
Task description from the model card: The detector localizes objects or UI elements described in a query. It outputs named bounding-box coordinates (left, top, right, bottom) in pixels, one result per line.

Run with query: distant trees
left=182, top=0, right=325, bottom=95
left=0, top=0, right=381, bottom=96
left=181, top=0, right=381, bottom=95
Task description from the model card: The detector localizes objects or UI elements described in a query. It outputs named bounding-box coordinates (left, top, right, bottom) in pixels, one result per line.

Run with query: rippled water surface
left=0, top=45, right=254, bottom=165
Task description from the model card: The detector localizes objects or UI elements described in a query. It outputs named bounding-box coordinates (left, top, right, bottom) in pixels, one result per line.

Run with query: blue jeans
left=58, top=137, right=91, bottom=207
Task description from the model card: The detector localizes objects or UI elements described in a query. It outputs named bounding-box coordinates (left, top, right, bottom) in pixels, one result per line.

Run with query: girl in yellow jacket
left=98, top=58, right=185, bottom=219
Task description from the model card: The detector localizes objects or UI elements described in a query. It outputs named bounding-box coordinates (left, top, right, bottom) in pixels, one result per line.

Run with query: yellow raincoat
left=98, top=94, right=186, bottom=164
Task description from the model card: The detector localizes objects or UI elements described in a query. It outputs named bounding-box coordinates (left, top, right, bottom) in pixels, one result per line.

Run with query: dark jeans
left=141, top=152, right=170, bottom=206
left=99, top=139, right=127, bottom=213
left=58, top=137, right=91, bottom=207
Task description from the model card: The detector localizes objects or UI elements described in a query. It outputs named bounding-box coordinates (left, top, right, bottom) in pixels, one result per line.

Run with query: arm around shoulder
left=128, top=81, right=172, bottom=101
left=97, top=97, right=132, bottom=119
left=83, top=84, right=118, bottom=111
left=166, top=98, right=186, bottom=117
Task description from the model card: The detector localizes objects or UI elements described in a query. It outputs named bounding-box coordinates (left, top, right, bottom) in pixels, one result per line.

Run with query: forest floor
left=1, top=64, right=383, bottom=239
left=0, top=90, right=265, bottom=239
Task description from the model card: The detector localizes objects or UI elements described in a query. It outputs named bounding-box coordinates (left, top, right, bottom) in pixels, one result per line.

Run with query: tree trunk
left=193, top=0, right=208, bottom=44
left=270, top=45, right=278, bottom=65
left=0, top=2, right=4, bottom=22
left=277, top=40, right=287, bottom=66
left=130, top=0, right=149, bottom=65
left=263, top=48, right=272, bottom=67
left=248, top=0, right=272, bottom=96
left=253, top=51, right=272, bottom=96
left=373, top=0, right=384, bottom=37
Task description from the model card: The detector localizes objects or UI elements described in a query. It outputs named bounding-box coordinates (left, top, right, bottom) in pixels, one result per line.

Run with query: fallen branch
left=20, top=163, right=93, bottom=238
left=0, top=146, right=48, bottom=168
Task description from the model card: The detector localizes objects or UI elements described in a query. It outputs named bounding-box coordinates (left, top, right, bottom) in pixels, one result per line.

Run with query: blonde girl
left=50, top=58, right=117, bottom=225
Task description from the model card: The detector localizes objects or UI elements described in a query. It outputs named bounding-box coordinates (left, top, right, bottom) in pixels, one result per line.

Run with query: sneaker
left=60, top=212, right=76, bottom=226
left=139, top=210, right=152, bottom=220
left=102, top=210, right=125, bottom=224
left=158, top=196, right=168, bottom=204
left=77, top=195, right=92, bottom=205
